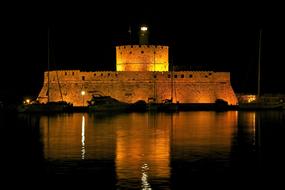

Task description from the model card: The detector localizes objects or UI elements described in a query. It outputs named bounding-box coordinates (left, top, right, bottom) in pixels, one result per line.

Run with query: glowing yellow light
left=141, top=26, right=148, bottom=31
left=81, top=90, right=86, bottom=106
left=247, top=95, right=256, bottom=103
left=25, top=99, right=30, bottom=104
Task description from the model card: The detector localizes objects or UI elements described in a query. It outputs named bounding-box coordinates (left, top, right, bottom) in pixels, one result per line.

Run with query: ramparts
left=37, top=70, right=238, bottom=106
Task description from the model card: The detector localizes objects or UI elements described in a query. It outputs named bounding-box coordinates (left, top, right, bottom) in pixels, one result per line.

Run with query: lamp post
left=81, top=90, right=86, bottom=107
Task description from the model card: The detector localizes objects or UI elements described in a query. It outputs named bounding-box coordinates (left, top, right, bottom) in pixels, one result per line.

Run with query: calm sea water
left=0, top=111, right=284, bottom=189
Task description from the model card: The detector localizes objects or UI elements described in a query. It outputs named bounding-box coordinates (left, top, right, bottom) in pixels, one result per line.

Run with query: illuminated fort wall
left=37, top=70, right=238, bottom=106
left=116, top=45, right=168, bottom=71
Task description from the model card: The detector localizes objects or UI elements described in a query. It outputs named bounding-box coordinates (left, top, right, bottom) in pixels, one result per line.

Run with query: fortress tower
left=116, top=45, right=168, bottom=72
left=37, top=26, right=238, bottom=106
left=116, top=26, right=168, bottom=72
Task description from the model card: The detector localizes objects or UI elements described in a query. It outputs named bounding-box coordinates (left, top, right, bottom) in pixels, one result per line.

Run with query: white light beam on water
left=141, top=163, right=151, bottom=190
left=81, top=114, right=86, bottom=159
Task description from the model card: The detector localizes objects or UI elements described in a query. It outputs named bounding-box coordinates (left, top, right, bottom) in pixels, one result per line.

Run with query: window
left=141, top=51, right=144, bottom=54
left=174, top=75, right=177, bottom=78
left=181, top=74, right=184, bottom=78
left=168, top=74, right=171, bottom=78
left=82, top=76, right=85, bottom=80
left=65, top=72, right=67, bottom=75
left=189, top=74, right=193, bottom=78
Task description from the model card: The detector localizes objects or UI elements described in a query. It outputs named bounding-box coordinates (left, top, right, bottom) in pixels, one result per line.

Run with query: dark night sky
left=1, top=3, right=284, bottom=103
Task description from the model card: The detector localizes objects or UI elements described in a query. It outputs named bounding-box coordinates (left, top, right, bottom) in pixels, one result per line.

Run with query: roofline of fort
left=45, top=69, right=228, bottom=73
left=116, top=44, right=168, bottom=48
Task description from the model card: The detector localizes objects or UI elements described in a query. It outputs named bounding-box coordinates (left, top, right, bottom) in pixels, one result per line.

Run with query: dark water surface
left=0, top=111, right=284, bottom=189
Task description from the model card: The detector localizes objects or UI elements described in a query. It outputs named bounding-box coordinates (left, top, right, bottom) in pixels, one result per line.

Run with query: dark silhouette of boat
left=17, top=101, right=73, bottom=113
left=87, top=95, right=130, bottom=112
left=158, top=99, right=179, bottom=112
left=129, top=100, right=148, bottom=112
left=17, top=28, right=74, bottom=114
left=237, top=29, right=285, bottom=110
left=238, top=98, right=285, bottom=110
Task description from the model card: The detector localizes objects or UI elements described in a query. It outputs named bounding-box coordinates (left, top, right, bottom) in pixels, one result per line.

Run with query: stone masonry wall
left=116, top=45, right=168, bottom=71
left=37, top=70, right=238, bottom=106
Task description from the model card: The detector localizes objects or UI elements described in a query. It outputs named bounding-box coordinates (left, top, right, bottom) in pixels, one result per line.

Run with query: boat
left=87, top=95, right=130, bottom=112
left=17, top=101, right=73, bottom=113
left=17, top=28, right=73, bottom=113
left=238, top=102, right=284, bottom=110
left=237, top=29, right=285, bottom=110
left=158, top=99, right=179, bottom=112
left=128, top=100, right=148, bottom=112
left=238, top=94, right=285, bottom=110
left=146, top=61, right=179, bottom=112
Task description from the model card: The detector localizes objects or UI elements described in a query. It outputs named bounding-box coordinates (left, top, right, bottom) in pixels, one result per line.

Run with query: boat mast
left=47, top=27, right=50, bottom=103
left=171, top=55, right=174, bottom=102
left=153, top=48, right=157, bottom=102
left=257, top=29, right=262, bottom=99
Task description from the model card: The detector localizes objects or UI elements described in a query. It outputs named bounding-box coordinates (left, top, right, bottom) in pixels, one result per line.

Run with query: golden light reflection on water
left=40, top=113, right=117, bottom=160
left=237, top=112, right=257, bottom=146
left=39, top=111, right=240, bottom=187
left=40, top=114, right=85, bottom=160
left=171, top=111, right=238, bottom=159
left=115, top=113, right=171, bottom=187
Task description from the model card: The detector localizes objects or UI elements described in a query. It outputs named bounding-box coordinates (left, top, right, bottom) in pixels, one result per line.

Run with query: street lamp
left=25, top=99, right=30, bottom=105
left=81, top=90, right=86, bottom=106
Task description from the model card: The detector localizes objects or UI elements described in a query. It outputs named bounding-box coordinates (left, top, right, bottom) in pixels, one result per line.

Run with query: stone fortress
left=37, top=26, right=238, bottom=106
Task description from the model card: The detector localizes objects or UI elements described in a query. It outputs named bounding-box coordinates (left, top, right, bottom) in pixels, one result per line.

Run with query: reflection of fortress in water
left=37, top=26, right=238, bottom=106
left=39, top=112, right=238, bottom=179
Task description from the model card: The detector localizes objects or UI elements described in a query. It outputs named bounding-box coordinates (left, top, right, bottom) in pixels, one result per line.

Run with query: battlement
left=44, top=70, right=231, bottom=83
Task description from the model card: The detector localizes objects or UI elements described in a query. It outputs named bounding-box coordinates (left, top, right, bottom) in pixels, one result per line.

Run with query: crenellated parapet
left=44, top=70, right=231, bottom=83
